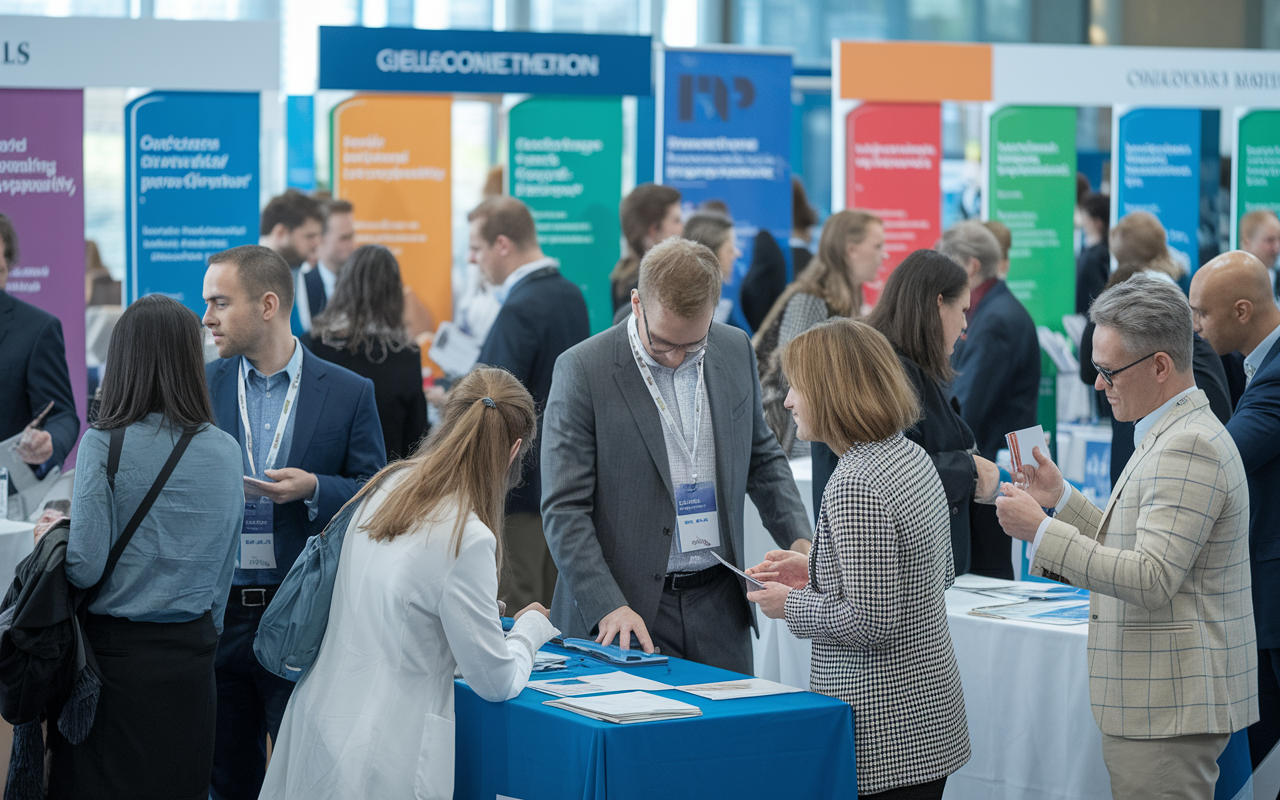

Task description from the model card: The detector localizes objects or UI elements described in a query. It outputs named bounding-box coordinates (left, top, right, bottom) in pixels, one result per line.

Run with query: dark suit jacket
left=542, top=321, right=810, bottom=639
left=0, top=291, right=79, bottom=478
left=739, top=230, right=788, bottom=333
left=206, top=344, right=386, bottom=585
left=303, top=268, right=327, bottom=321
left=813, top=351, right=977, bottom=575
left=1226, top=338, right=1280, bottom=649
left=478, top=266, right=589, bottom=517
left=300, top=335, right=428, bottom=462
left=1076, top=242, right=1109, bottom=316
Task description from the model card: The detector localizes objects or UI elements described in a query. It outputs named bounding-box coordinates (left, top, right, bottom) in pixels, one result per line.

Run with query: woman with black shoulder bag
left=48, top=295, right=244, bottom=799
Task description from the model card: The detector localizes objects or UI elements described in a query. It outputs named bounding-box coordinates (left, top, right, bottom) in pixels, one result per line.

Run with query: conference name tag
left=241, top=493, right=277, bottom=570
left=675, top=482, right=720, bottom=553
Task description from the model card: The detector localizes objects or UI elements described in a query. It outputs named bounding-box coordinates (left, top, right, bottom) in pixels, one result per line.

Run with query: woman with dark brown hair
left=610, top=183, right=682, bottom=312
left=260, top=366, right=558, bottom=800
left=51, top=294, right=244, bottom=799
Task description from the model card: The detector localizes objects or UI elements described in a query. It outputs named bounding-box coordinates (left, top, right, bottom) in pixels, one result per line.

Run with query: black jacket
left=478, top=266, right=590, bottom=516
left=1075, top=242, right=1109, bottom=316
left=739, top=231, right=788, bottom=333
left=0, top=291, right=80, bottom=479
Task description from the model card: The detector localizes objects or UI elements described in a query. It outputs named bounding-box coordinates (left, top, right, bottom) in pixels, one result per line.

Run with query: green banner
left=508, top=96, right=623, bottom=334
left=1235, top=110, right=1280, bottom=248
left=988, top=106, right=1077, bottom=333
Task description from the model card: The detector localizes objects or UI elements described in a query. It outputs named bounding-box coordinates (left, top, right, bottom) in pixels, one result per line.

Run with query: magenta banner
left=0, top=88, right=86, bottom=447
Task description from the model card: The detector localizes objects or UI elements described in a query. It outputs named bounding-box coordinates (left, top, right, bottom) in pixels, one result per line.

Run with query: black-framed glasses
left=1092, top=352, right=1158, bottom=387
left=640, top=302, right=711, bottom=356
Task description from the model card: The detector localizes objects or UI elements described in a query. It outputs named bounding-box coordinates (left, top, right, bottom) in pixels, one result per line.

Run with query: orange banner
left=332, top=94, right=452, bottom=373
left=839, top=42, right=991, bottom=103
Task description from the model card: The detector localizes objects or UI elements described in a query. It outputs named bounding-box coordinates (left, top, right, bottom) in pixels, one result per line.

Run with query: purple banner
left=0, top=89, right=86, bottom=455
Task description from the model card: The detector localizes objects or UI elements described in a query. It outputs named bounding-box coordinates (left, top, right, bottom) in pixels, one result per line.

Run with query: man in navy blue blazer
left=1191, top=250, right=1280, bottom=770
left=0, top=215, right=80, bottom=490
left=201, top=245, right=386, bottom=800
left=942, top=221, right=1040, bottom=579
left=470, top=197, right=590, bottom=609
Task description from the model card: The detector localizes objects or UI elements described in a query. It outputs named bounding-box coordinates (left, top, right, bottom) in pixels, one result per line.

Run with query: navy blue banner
left=125, top=91, right=259, bottom=315
left=318, top=27, right=652, bottom=96
left=659, top=49, right=792, bottom=333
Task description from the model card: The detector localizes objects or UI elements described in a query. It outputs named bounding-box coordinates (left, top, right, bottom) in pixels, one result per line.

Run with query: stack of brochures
left=532, top=652, right=569, bottom=673
left=968, top=600, right=1090, bottom=625
left=528, top=670, right=671, bottom=698
left=543, top=691, right=702, bottom=724
left=676, top=678, right=802, bottom=700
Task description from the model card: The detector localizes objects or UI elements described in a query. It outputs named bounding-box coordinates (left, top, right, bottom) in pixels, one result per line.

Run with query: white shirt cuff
left=1053, top=482, right=1072, bottom=514
left=1027, top=483, right=1071, bottom=566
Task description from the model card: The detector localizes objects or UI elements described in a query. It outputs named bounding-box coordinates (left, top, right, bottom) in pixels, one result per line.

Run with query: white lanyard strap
left=627, top=320, right=706, bottom=482
left=238, top=342, right=303, bottom=476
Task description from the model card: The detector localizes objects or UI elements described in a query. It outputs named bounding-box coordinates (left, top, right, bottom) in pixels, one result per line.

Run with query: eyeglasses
left=1092, top=351, right=1157, bottom=387
left=640, top=302, right=711, bottom=356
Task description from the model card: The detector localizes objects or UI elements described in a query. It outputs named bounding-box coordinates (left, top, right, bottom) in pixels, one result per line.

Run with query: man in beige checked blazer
left=996, top=274, right=1258, bottom=800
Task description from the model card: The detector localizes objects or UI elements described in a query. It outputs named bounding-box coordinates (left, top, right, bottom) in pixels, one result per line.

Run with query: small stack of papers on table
left=969, top=600, right=1090, bottom=625
left=543, top=691, right=702, bottom=724
left=528, top=670, right=670, bottom=698
left=675, top=678, right=802, bottom=700
left=532, top=652, right=569, bottom=673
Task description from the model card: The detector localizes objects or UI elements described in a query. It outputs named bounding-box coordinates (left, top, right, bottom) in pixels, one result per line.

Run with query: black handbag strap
left=96, top=426, right=197, bottom=593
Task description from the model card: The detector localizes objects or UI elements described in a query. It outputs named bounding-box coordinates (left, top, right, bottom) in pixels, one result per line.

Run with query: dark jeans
left=1248, top=646, right=1280, bottom=777
left=210, top=597, right=296, bottom=800
left=861, top=776, right=947, bottom=800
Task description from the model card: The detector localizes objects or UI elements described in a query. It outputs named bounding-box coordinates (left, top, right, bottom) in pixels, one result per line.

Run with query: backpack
left=253, top=495, right=361, bottom=681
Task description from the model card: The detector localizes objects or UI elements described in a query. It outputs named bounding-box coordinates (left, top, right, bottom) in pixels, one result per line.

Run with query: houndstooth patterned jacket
left=785, top=433, right=970, bottom=795
left=1034, top=390, right=1259, bottom=738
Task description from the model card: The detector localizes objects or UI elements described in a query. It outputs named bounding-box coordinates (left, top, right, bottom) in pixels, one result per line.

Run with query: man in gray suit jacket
left=542, top=238, right=811, bottom=674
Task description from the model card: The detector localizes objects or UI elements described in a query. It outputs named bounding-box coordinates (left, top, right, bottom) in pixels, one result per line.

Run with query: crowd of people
left=5, top=169, right=1280, bottom=799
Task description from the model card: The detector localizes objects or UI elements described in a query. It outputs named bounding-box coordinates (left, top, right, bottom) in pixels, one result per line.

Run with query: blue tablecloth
left=454, top=644, right=858, bottom=800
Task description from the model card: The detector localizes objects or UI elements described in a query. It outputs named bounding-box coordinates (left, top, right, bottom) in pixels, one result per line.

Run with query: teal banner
left=508, top=96, right=623, bottom=333
left=1235, top=110, right=1280, bottom=247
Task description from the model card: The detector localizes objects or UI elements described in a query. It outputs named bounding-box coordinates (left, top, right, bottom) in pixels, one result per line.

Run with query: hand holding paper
left=746, top=549, right=809, bottom=590
left=747, top=581, right=790, bottom=619
left=1014, top=445, right=1064, bottom=509
left=995, top=482, right=1047, bottom=542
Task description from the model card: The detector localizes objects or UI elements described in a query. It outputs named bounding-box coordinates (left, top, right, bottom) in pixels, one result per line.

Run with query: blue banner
left=659, top=49, right=792, bottom=333
left=318, top=27, right=652, bottom=96
left=125, top=91, right=259, bottom=315
left=1116, top=108, right=1201, bottom=276
left=286, top=95, right=315, bottom=191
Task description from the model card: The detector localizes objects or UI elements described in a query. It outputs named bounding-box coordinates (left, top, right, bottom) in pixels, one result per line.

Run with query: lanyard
left=237, top=342, right=303, bottom=476
left=627, top=318, right=706, bottom=483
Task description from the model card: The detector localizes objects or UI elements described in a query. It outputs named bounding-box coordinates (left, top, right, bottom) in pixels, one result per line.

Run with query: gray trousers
left=1100, top=730, right=1230, bottom=800
left=651, top=567, right=753, bottom=675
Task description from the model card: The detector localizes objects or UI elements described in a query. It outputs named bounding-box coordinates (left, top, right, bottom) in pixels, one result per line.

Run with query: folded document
left=543, top=691, right=702, bottom=724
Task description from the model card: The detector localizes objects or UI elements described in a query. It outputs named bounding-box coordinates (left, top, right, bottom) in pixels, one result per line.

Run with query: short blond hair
left=782, top=319, right=920, bottom=451
left=1241, top=209, right=1280, bottom=244
left=637, top=237, right=722, bottom=319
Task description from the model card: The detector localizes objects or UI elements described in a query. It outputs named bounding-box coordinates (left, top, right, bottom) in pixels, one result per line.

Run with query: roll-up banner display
left=845, top=103, right=940, bottom=307
left=986, top=105, right=1076, bottom=332
left=287, top=95, right=316, bottom=192
left=125, top=91, right=260, bottom=315
left=1232, top=109, right=1280, bottom=248
left=331, top=95, right=452, bottom=371
left=0, top=88, right=87, bottom=435
left=657, top=48, right=792, bottom=333
left=508, top=96, right=624, bottom=335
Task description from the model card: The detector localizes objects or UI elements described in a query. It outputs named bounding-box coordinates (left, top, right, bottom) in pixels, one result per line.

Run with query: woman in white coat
left=260, top=367, right=560, bottom=800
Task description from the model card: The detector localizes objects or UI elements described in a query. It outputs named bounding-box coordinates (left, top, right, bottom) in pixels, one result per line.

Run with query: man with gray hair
left=940, top=220, right=1039, bottom=578
left=995, top=274, right=1257, bottom=800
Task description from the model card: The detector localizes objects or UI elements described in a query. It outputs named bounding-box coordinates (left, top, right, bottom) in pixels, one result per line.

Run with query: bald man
left=1190, top=250, right=1280, bottom=768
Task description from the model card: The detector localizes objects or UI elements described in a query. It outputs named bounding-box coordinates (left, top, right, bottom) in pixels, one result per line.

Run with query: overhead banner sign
left=125, top=91, right=260, bottom=315
left=0, top=15, right=278, bottom=90
left=987, top=105, right=1076, bottom=332
left=318, top=27, right=652, bottom=96
left=0, top=88, right=86, bottom=433
left=1113, top=107, right=1202, bottom=275
left=658, top=47, right=792, bottom=332
left=1232, top=109, right=1280, bottom=248
left=332, top=95, right=452, bottom=365
left=845, top=102, right=940, bottom=307
left=508, top=96, right=623, bottom=334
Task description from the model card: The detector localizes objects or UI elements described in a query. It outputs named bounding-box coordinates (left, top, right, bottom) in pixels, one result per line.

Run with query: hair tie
left=481, top=397, right=496, bottom=409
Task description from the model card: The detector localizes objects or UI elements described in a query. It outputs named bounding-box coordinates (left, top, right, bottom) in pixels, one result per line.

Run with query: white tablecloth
left=744, top=460, right=1112, bottom=800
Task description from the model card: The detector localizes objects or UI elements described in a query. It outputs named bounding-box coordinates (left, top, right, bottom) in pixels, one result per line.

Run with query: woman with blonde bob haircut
left=748, top=319, right=970, bottom=800
left=261, top=367, right=560, bottom=800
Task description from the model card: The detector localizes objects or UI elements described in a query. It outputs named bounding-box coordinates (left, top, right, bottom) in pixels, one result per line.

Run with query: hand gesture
left=994, top=482, right=1048, bottom=542
left=746, top=549, right=809, bottom=590
left=15, top=428, right=52, bottom=466
left=595, top=606, right=654, bottom=654
left=257, top=468, right=319, bottom=504
left=973, top=456, right=1000, bottom=504
left=1015, top=446, right=1065, bottom=509
left=747, top=582, right=791, bottom=619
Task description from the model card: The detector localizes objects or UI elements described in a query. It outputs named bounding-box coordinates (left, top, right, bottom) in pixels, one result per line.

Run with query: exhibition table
left=453, top=644, right=857, bottom=800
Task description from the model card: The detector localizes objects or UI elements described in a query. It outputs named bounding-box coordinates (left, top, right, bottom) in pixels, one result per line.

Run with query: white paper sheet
left=675, top=678, right=803, bottom=700
left=527, top=670, right=671, bottom=698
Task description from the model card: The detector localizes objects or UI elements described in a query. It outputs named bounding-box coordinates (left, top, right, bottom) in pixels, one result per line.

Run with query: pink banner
left=0, top=89, right=86, bottom=454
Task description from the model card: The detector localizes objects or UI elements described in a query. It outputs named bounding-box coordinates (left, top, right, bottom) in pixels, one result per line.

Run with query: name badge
left=675, top=481, right=720, bottom=553
left=241, top=493, right=277, bottom=570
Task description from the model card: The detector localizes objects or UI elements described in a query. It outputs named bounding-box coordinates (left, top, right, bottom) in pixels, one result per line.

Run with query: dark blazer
left=206, top=344, right=387, bottom=584
left=303, top=268, right=327, bottom=321
left=1226, top=338, right=1280, bottom=649
left=0, top=291, right=80, bottom=477
left=739, top=230, right=788, bottom=333
left=477, top=266, right=589, bottom=517
left=1076, top=242, right=1109, bottom=316
left=299, top=335, right=428, bottom=462
left=542, top=321, right=811, bottom=639
left=813, top=351, right=977, bottom=575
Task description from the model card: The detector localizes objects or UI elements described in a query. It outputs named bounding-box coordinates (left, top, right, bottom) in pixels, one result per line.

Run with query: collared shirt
left=493, top=257, right=556, bottom=306
left=318, top=261, right=339, bottom=302
left=239, top=338, right=321, bottom=522
left=628, top=314, right=723, bottom=573
left=1245, top=322, right=1280, bottom=384
left=1027, top=385, right=1198, bottom=563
